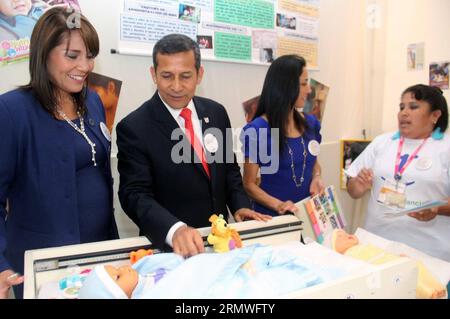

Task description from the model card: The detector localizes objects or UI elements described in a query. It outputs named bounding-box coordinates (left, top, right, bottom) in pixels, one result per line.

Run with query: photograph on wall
left=304, top=79, right=329, bottom=122
left=0, top=0, right=80, bottom=66
left=178, top=3, right=200, bottom=23
left=88, top=72, right=122, bottom=133
left=340, top=139, right=371, bottom=189
left=429, top=62, right=449, bottom=90
left=276, top=13, right=296, bottom=30
left=260, top=48, right=274, bottom=63
left=407, top=42, right=424, bottom=71
left=197, top=35, right=212, bottom=49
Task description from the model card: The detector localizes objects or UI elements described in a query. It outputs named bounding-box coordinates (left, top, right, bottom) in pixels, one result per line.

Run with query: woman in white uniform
left=346, top=84, right=450, bottom=262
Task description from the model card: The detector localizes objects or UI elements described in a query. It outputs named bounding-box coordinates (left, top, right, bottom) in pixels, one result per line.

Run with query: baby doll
left=331, top=229, right=446, bottom=299
left=78, top=253, right=184, bottom=299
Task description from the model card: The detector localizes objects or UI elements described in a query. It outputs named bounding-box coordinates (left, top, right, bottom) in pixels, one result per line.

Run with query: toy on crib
left=207, top=214, right=242, bottom=253
left=130, top=249, right=154, bottom=265
left=58, top=268, right=91, bottom=298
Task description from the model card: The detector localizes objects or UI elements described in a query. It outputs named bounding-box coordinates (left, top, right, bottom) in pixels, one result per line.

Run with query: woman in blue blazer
left=0, top=7, right=118, bottom=298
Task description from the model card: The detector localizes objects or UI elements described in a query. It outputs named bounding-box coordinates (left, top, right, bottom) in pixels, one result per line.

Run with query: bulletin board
left=117, top=0, right=320, bottom=67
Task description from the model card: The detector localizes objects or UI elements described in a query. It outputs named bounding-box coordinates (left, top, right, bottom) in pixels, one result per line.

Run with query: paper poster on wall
left=429, top=62, right=449, bottom=90
left=88, top=72, right=122, bottom=133
left=118, top=0, right=320, bottom=67
left=0, top=0, right=81, bottom=66
left=304, top=79, right=329, bottom=122
left=407, top=42, right=424, bottom=71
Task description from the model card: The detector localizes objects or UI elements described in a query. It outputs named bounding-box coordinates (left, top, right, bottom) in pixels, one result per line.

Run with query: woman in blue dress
left=0, top=7, right=118, bottom=298
left=241, top=55, right=324, bottom=216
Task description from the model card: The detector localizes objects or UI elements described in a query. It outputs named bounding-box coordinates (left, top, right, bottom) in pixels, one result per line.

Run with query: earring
left=431, top=127, right=444, bottom=140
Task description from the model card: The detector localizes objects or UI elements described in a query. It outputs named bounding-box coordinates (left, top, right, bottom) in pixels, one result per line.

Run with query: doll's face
left=105, top=265, right=139, bottom=298
left=333, top=230, right=359, bottom=254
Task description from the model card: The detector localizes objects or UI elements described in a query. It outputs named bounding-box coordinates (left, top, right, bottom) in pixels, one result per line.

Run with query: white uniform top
left=346, top=132, right=450, bottom=261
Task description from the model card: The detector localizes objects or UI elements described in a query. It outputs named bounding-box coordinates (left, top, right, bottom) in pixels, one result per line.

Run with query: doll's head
left=332, top=229, right=359, bottom=254
left=78, top=264, right=138, bottom=299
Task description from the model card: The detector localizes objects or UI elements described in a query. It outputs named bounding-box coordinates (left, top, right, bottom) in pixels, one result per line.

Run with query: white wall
left=381, top=0, right=450, bottom=133
left=313, top=0, right=368, bottom=231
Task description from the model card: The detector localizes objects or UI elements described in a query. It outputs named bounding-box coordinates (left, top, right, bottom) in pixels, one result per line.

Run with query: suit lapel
left=194, top=97, right=216, bottom=184
left=151, top=93, right=182, bottom=150
left=153, top=93, right=211, bottom=181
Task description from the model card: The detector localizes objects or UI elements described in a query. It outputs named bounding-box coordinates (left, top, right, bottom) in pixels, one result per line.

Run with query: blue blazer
left=0, top=89, right=118, bottom=275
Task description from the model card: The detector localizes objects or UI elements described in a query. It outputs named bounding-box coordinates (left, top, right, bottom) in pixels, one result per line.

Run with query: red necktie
left=179, top=108, right=210, bottom=178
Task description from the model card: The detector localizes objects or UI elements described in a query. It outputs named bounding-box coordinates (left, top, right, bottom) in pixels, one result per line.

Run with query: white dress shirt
left=159, top=93, right=206, bottom=247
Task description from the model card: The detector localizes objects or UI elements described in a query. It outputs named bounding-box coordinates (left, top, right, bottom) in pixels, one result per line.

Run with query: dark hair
left=253, top=54, right=308, bottom=153
left=21, top=6, right=99, bottom=116
left=152, top=34, right=201, bottom=71
left=402, top=84, right=448, bottom=133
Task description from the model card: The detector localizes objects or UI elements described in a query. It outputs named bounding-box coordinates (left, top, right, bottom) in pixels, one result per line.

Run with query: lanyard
left=394, top=136, right=428, bottom=181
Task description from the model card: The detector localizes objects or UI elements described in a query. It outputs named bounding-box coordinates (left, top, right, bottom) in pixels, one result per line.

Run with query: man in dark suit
left=117, top=34, right=270, bottom=257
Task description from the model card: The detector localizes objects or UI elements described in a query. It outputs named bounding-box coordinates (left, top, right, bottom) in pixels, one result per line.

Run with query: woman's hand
left=310, top=175, right=325, bottom=196
left=408, top=207, right=439, bottom=222
left=355, top=168, right=374, bottom=190
left=234, top=208, right=272, bottom=222
left=276, top=200, right=298, bottom=214
left=0, top=270, right=24, bottom=299
left=347, top=168, right=374, bottom=199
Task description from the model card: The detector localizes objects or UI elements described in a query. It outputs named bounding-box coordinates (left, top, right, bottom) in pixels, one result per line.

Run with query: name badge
left=377, top=178, right=407, bottom=209
left=308, top=140, right=320, bottom=156
left=204, top=133, right=219, bottom=153
left=415, top=157, right=432, bottom=170
left=100, top=122, right=111, bottom=142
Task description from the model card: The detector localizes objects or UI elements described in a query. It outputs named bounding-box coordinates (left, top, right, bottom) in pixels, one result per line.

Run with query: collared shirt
left=159, top=92, right=204, bottom=147
left=158, top=92, right=205, bottom=247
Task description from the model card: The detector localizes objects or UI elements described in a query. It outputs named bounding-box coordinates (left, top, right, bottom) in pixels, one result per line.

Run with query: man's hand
left=408, top=207, right=439, bottom=222
left=234, top=208, right=272, bottom=222
left=0, top=270, right=24, bottom=299
left=172, top=225, right=205, bottom=258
